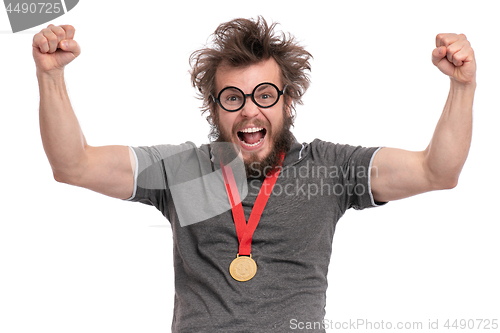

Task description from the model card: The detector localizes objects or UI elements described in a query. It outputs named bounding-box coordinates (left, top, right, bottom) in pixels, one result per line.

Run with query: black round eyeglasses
left=213, top=82, right=286, bottom=112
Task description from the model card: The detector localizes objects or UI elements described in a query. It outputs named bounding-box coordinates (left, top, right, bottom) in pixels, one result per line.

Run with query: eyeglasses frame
left=212, top=82, right=287, bottom=112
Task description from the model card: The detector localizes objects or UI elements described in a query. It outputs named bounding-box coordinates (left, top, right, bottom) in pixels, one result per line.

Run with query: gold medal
left=229, top=254, right=257, bottom=282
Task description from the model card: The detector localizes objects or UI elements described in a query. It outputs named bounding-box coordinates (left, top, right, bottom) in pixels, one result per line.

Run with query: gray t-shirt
left=128, top=139, right=384, bottom=332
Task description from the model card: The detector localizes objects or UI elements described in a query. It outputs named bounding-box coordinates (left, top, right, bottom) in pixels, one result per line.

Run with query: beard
left=212, top=107, right=294, bottom=179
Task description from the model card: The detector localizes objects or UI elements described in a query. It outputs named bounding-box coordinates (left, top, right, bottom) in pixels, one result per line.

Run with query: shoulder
left=302, top=139, right=352, bottom=160
left=303, top=139, right=380, bottom=167
left=133, top=141, right=201, bottom=158
left=132, top=141, right=212, bottom=172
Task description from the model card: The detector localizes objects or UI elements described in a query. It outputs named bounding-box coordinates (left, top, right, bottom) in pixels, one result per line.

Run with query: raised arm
left=371, top=33, right=476, bottom=202
left=34, top=24, right=135, bottom=199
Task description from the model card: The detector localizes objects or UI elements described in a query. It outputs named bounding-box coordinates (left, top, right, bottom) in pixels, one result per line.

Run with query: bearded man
left=33, top=17, right=475, bottom=332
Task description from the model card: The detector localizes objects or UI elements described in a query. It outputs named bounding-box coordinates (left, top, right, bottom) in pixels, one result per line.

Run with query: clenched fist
left=32, top=24, right=80, bottom=75
left=432, top=33, right=476, bottom=85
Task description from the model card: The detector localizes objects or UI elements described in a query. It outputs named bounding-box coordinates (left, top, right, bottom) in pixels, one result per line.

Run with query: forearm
left=424, top=79, right=475, bottom=188
left=38, top=70, right=88, bottom=181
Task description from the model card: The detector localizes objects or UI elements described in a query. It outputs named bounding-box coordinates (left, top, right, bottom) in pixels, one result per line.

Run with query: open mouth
left=237, top=127, right=267, bottom=148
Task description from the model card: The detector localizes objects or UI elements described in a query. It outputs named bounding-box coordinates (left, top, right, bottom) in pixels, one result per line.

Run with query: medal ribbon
left=221, top=154, right=284, bottom=256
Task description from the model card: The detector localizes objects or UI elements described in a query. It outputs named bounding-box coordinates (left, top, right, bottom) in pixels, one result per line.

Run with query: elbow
left=53, top=171, right=70, bottom=184
left=441, top=178, right=459, bottom=190
left=432, top=175, right=459, bottom=190
left=424, top=158, right=462, bottom=191
left=52, top=169, right=79, bottom=185
left=51, top=155, right=88, bottom=185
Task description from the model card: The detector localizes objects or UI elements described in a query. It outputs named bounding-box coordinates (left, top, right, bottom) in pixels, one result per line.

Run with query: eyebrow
left=220, top=82, right=278, bottom=94
left=255, top=85, right=272, bottom=93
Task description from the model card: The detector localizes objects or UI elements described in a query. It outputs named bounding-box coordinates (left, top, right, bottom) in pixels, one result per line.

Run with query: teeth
left=239, top=127, right=263, bottom=133
left=241, top=137, right=264, bottom=147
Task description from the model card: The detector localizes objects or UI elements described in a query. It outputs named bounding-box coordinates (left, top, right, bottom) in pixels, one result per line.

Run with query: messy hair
left=189, top=16, right=312, bottom=133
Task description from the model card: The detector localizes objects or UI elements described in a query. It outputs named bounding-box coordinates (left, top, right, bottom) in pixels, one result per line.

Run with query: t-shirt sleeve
left=312, top=139, right=386, bottom=213
left=125, top=145, right=171, bottom=214
left=124, top=142, right=223, bottom=225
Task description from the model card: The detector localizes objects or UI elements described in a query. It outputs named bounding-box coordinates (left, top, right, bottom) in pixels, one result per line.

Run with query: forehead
left=215, top=58, right=282, bottom=93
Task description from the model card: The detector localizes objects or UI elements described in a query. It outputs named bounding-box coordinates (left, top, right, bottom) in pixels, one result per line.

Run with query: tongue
left=241, top=131, right=264, bottom=144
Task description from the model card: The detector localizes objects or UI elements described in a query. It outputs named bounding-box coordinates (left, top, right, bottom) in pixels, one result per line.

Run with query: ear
left=209, top=99, right=219, bottom=121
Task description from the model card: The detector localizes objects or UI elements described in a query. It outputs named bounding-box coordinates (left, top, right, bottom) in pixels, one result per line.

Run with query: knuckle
left=38, top=37, right=48, bottom=47
left=35, top=33, right=47, bottom=42
left=46, top=33, right=57, bottom=42
left=61, top=24, right=75, bottom=36
left=42, top=29, right=55, bottom=38
left=439, top=36, right=453, bottom=47
left=53, top=27, right=65, bottom=39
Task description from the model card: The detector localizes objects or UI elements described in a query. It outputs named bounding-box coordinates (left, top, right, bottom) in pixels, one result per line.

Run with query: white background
left=1, top=1, right=499, bottom=332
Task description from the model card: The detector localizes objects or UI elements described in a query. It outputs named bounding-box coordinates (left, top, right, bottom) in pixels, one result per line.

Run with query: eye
left=256, top=92, right=275, bottom=102
left=225, top=95, right=241, bottom=103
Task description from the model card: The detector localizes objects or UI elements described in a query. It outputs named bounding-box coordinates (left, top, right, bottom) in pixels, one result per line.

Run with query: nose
left=240, top=94, right=260, bottom=118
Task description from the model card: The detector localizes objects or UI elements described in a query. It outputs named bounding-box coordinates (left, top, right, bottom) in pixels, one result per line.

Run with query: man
left=33, top=17, right=475, bottom=332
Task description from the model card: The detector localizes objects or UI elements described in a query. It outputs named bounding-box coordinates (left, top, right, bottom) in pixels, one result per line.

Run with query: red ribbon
left=221, top=155, right=284, bottom=256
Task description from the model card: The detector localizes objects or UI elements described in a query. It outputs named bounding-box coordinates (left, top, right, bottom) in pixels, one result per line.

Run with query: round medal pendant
left=229, top=254, right=257, bottom=282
